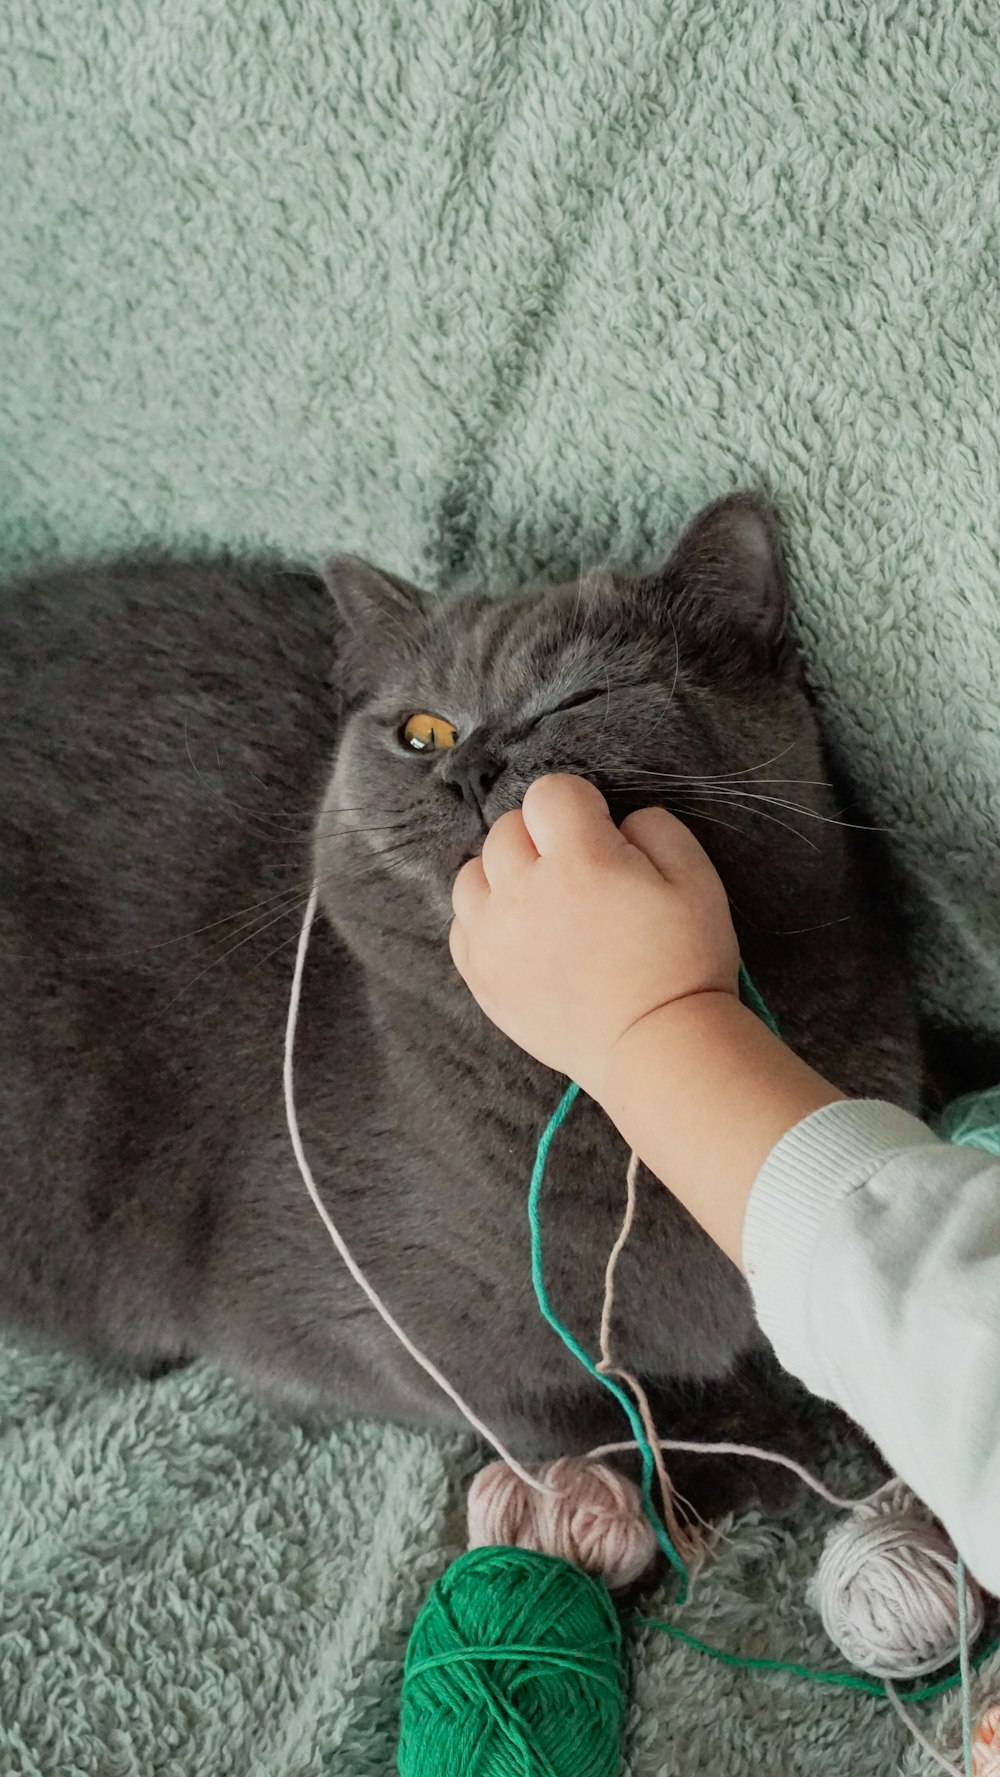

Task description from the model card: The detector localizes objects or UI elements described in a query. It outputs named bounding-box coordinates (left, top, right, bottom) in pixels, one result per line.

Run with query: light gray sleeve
left=742, top=1098, right=1000, bottom=1594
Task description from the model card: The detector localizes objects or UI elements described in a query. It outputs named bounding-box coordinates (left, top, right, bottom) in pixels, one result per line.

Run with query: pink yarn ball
left=973, top=1703, right=1000, bottom=1776
left=467, top=1457, right=659, bottom=1591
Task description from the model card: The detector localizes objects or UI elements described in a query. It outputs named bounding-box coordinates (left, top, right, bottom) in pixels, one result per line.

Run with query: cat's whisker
left=688, top=787, right=895, bottom=835
left=247, top=921, right=323, bottom=976
left=183, top=723, right=316, bottom=838
left=242, top=785, right=400, bottom=827
left=234, top=815, right=418, bottom=852
left=140, top=880, right=315, bottom=953
left=613, top=771, right=829, bottom=789
left=311, top=814, right=413, bottom=838
left=608, top=772, right=883, bottom=834
left=768, top=914, right=854, bottom=936
left=610, top=741, right=803, bottom=785
left=717, top=740, right=801, bottom=779
left=314, top=803, right=412, bottom=822
left=595, top=660, right=613, bottom=746
left=670, top=803, right=748, bottom=841
left=569, top=564, right=586, bottom=638
left=241, top=782, right=411, bottom=822
left=134, top=823, right=424, bottom=957
left=678, top=792, right=821, bottom=852
left=163, top=817, right=438, bottom=1016
left=338, top=835, right=430, bottom=883
left=160, top=892, right=316, bottom=1014
left=183, top=745, right=408, bottom=837
left=662, top=606, right=681, bottom=722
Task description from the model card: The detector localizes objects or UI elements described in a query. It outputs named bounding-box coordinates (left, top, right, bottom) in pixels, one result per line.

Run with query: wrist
left=587, top=990, right=843, bottom=1269
left=586, top=989, right=744, bottom=1108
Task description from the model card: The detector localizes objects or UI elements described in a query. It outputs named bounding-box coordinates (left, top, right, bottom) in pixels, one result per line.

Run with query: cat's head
left=315, top=493, right=842, bottom=964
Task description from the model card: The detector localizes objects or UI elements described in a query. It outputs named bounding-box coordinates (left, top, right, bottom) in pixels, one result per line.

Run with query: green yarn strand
left=527, top=1080, right=690, bottom=1600
left=525, top=966, right=780, bottom=1604
left=737, top=961, right=780, bottom=1033
left=634, top=1616, right=1000, bottom=1703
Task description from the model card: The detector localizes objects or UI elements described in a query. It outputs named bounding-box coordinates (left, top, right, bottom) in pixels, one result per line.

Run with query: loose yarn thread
left=596, top=1148, right=710, bottom=1573
left=527, top=1081, right=691, bottom=1595
left=284, top=886, right=555, bottom=1497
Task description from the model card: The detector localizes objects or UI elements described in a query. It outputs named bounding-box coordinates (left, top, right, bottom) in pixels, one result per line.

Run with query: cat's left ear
left=641, top=492, right=790, bottom=673
left=323, top=554, right=428, bottom=658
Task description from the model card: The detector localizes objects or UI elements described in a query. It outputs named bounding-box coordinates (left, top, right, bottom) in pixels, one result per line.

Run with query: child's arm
left=450, top=773, right=1000, bottom=1590
left=449, top=771, right=841, bottom=1266
left=591, top=992, right=839, bottom=1267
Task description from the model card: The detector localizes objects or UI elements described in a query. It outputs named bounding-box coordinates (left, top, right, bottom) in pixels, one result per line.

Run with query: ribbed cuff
left=742, top=1099, right=939, bottom=1384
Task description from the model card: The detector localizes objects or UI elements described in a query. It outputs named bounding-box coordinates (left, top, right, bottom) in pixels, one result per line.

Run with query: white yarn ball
left=811, top=1481, right=984, bottom=1679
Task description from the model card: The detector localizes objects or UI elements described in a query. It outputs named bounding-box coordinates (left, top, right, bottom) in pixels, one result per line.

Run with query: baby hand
left=449, top=773, right=739, bottom=1097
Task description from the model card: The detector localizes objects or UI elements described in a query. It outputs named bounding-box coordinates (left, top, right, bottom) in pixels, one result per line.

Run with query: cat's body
left=0, top=497, right=921, bottom=1491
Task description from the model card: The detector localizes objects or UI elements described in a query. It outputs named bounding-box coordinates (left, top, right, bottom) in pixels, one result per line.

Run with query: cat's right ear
left=322, top=555, right=428, bottom=681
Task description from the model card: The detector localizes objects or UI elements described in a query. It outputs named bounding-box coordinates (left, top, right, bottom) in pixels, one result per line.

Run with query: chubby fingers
left=451, top=807, right=538, bottom=921
left=449, top=811, right=537, bottom=985
left=448, top=905, right=469, bottom=978
left=451, top=852, right=488, bottom=927
left=619, top=804, right=723, bottom=891
left=481, top=806, right=538, bottom=885
left=520, top=772, right=618, bottom=856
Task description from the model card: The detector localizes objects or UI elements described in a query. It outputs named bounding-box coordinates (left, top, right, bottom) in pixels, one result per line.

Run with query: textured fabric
left=2, top=2, right=999, bottom=1772
left=744, top=1097, right=1000, bottom=1591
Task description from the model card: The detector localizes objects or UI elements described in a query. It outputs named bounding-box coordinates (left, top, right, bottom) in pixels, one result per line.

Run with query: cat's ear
left=643, top=492, right=790, bottom=673
left=322, top=554, right=428, bottom=655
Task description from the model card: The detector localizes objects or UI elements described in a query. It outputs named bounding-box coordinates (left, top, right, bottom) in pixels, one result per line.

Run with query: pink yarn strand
left=586, top=1437, right=889, bottom=1514
left=597, top=1148, right=706, bottom=1565
left=284, top=885, right=554, bottom=1495
left=597, top=1148, right=639, bottom=1362
left=884, top=1683, right=965, bottom=1777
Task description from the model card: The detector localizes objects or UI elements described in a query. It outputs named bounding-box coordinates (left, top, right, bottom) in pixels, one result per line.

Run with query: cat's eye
left=553, top=689, right=601, bottom=716
left=400, top=712, right=459, bottom=753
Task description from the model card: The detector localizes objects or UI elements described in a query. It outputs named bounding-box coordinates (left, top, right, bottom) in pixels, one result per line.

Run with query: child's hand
left=449, top=773, right=739, bottom=1097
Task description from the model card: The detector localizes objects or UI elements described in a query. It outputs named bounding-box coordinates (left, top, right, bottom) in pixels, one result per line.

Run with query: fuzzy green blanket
left=2, top=3, right=998, bottom=1772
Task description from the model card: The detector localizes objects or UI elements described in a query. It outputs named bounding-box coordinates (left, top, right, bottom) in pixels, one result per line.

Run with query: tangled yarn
left=287, top=898, right=1000, bottom=1775
left=398, top=1545, right=624, bottom=1777
left=810, top=1481, right=985, bottom=1680
left=468, top=1456, right=659, bottom=1591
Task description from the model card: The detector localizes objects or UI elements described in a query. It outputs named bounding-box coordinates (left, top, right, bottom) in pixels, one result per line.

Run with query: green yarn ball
left=937, top=1084, right=1000, bottom=1157
left=397, top=1546, right=625, bottom=1777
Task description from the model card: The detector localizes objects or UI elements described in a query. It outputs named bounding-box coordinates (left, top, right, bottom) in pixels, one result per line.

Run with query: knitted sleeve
left=742, top=1099, right=1000, bottom=1594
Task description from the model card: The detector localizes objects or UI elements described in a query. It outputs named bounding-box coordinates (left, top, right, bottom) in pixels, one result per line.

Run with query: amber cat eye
left=401, top=712, right=459, bottom=752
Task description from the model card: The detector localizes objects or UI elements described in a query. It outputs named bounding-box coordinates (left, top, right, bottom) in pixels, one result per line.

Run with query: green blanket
left=2, top=3, right=998, bottom=1771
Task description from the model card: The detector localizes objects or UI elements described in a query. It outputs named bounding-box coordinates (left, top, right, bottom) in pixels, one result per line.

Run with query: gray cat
left=0, top=493, right=920, bottom=1514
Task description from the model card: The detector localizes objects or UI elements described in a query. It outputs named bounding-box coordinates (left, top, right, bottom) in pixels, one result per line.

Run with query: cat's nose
left=440, top=734, right=505, bottom=813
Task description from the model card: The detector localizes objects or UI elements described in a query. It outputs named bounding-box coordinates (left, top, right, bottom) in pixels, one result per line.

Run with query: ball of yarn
left=398, top=1544, right=624, bottom=1777
left=973, top=1702, right=1000, bottom=1776
left=467, top=1457, right=659, bottom=1591
left=811, top=1481, right=984, bottom=1679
